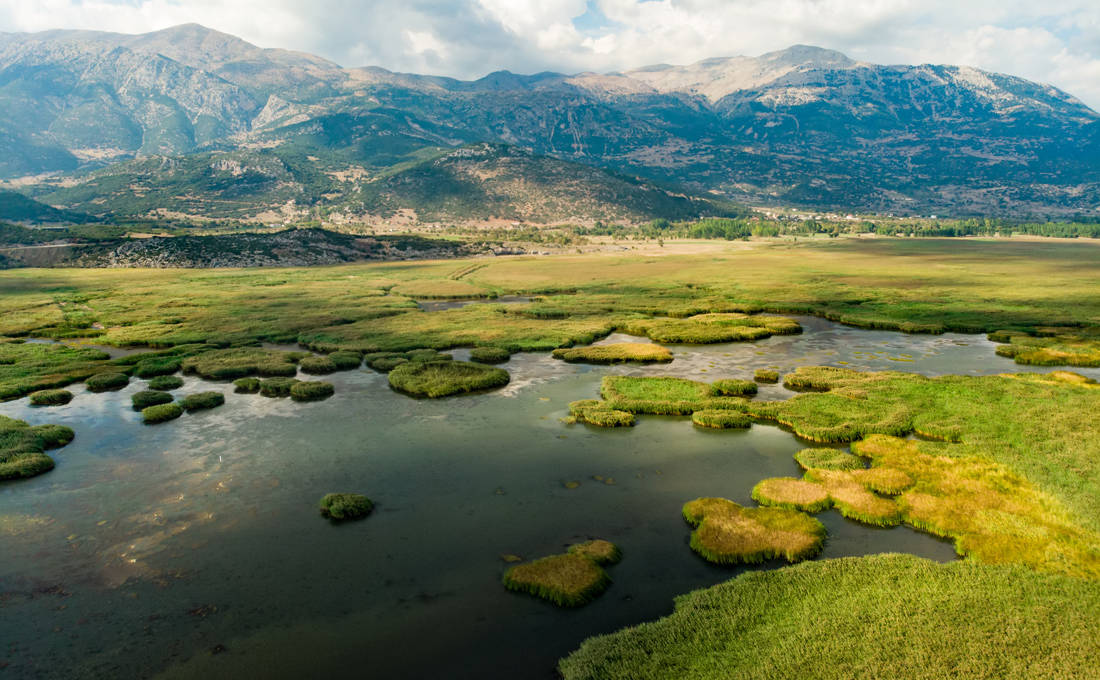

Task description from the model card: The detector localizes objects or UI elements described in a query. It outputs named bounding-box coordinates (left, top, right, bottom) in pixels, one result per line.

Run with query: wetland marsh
left=2, top=315, right=1086, bottom=679
left=2, top=239, right=1100, bottom=678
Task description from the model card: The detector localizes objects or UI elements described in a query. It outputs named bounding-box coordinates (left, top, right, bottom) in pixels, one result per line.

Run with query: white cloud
left=0, top=0, right=1098, bottom=109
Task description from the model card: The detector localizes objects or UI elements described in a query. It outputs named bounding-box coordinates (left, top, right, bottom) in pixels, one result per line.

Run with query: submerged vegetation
left=0, top=415, right=73, bottom=480
left=682, top=497, right=825, bottom=565
left=552, top=343, right=673, bottom=364
left=559, top=554, right=1100, bottom=680
left=388, top=360, right=509, bottom=398
left=319, top=492, right=373, bottom=521
left=502, top=539, right=621, bottom=607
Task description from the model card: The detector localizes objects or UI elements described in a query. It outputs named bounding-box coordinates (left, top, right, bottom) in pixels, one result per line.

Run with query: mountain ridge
left=3, top=23, right=1099, bottom=217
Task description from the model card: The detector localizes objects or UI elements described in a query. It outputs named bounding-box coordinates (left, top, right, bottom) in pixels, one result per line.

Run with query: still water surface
left=2, top=317, right=1093, bottom=679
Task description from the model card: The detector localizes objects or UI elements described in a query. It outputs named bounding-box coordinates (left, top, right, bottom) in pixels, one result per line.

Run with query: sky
left=2, top=0, right=1100, bottom=109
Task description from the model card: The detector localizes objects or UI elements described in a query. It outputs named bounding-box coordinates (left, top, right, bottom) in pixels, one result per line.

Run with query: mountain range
left=1, top=23, right=1098, bottom=221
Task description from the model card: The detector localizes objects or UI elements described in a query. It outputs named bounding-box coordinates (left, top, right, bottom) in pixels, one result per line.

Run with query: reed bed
left=147, top=375, right=184, bottom=391
left=388, top=360, right=509, bottom=398
left=503, top=539, right=621, bottom=607
left=141, top=402, right=183, bottom=424
left=0, top=415, right=73, bottom=480
left=131, top=390, right=174, bottom=410
left=28, top=389, right=72, bottom=406
left=552, top=343, right=673, bottom=364
left=681, top=497, right=825, bottom=565
left=179, top=391, right=225, bottom=412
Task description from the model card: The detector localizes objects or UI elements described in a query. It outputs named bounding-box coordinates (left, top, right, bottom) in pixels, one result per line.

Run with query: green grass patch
left=753, top=369, right=779, bottom=383
left=0, top=415, right=73, bottom=480
left=621, top=314, right=801, bottom=344
left=793, top=447, right=864, bottom=471
left=991, top=329, right=1100, bottom=367
left=290, top=381, right=335, bottom=402
left=469, top=346, right=511, bottom=364
left=503, top=539, right=621, bottom=607
left=598, top=376, right=746, bottom=415
left=388, top=360, right=509, bottom=398
left=568, top=400, right=635, bottom=427
left=367, top=355, right=408, bottom=372
left=131, top=390, right=174, bottom=410
left=132, top=356, right=182, bottom=378
left=142, top=402, right=183, bottom=424
left=298, top=355, right=338, bottom=375
left=182, top=348, right=305, bottom=380
left=682, top=497, right=825, bottom=565
left=85, top=372, right=129, bottom=392
left=558, top=554, right=1100, bottom=680
left=29, top=389, right=73, bottom=406
left=147, top=375, right=184, bottom=391
left=233, top=377, right=260, bottom=393
left=390, top=279, right=491, bottom=299
left=710, top=379, right=757, bottom=396
left=319, top=492, right=373, bottom=520
left=328, top=350, right=363, bottom=370
left=552, top=343, right=673, bottom=364
left=259, top=377, right=300, bottom=398
left=691, top=410, right=751, bottom=429
left=179, top=391, right=225, bottom=412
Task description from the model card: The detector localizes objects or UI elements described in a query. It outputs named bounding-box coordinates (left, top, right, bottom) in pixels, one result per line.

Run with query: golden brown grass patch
left=682, top=497, right=824, bottom=565
left=552, top=342, right=673, bottom=364
left=750, top=478, right=831, bottom=513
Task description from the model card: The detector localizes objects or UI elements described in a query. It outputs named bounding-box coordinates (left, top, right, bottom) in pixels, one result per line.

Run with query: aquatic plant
left=179, top=391, right=225, bottom=412
left=182, top=348, right=304, bottom=380
left=367, top=355, right=409, bottom=372
left=389, top=360, right=509, bottom=398
left=552, top=343, right=673, bottom=364
left=131, top=390, right=174, bottom=410
left=298, top=355, right=338, bottom=375
left=753, top=369, right=780, bottom=383
left=290, top=381, right=335, bottom=402
left=0, top=415, right=74, bottom=480
left=259, top=377, right=300, bottom=398
left=568, top=400, right=635, bottom=427
left=29, top=389, right=73, bottom=406
left=503, top=540, right=621, bottom=607
left=233, top=377, right=260, bottom=394
left=620, top=313, right=801, bottom=344
left=750, top=477, right=832, bottom=513
left=682, top=497, right=825, bottom=565
left=567, top=540, right=622, bottom=565
left=469, top=347, right=511, bottom=364
left=147, top=375, right=184, bottom=391
left=691, top=410, right=751, bottom=429
left=142, top=402, right=183, bottom=424
left=132, top=356, right=182, bottom=378
left=85, top=372, right=129, bottom=392
left=793, top=448, right=864, bottom=471
left=328, top=350, right=363, bottom=370
left=319, top=492, right=373, bottom=520
left=710, top=379, right=757, bottom=396
left=558, top=555, right=1100, bottom=680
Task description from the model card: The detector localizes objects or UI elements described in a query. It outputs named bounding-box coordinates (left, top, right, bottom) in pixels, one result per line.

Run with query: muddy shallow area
left=2, top=317, right=1091, bottom=679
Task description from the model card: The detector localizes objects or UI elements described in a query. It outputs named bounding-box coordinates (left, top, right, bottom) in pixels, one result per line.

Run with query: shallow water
left=1, top=317, right=1094, bottom=679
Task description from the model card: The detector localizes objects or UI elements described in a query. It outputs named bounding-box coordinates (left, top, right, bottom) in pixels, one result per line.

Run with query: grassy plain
left=559, top=554, right=1100, bottom=680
